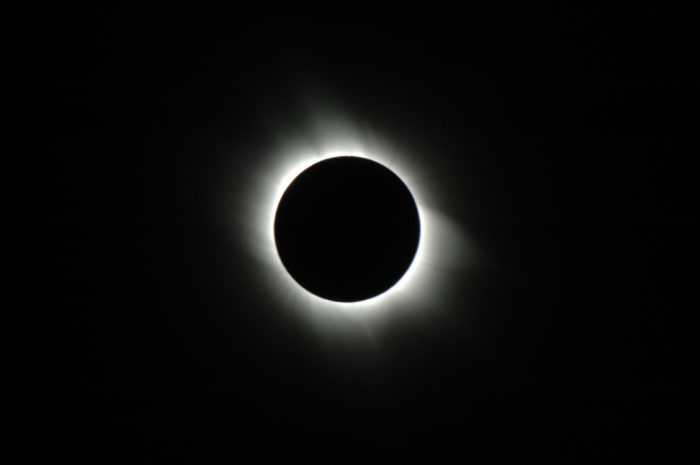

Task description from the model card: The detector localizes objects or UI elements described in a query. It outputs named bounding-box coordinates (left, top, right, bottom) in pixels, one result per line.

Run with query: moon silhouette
left=274, top=156, right=420, bottom=302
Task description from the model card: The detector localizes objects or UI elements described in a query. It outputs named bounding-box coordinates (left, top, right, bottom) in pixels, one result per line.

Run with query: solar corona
left=233, top=112, right=471, bottom=333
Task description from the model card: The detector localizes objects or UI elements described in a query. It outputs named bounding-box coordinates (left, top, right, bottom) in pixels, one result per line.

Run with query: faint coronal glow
left=233, top=101, right=473, bottom=336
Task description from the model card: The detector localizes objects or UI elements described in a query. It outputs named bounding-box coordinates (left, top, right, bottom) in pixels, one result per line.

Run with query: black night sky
left=47, top=4, right=695, bottom=463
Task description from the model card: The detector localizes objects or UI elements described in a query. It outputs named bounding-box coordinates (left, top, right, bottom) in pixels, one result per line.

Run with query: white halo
left=229, top=105, right=474, bottom=336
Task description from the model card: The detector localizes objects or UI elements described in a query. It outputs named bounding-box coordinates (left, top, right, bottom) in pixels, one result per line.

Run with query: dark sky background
left=47, top=4, right=695, bottom=463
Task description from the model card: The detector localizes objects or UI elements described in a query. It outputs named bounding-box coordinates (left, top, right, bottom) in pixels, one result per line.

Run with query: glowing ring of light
left=234, top=109, right=472, bottom=333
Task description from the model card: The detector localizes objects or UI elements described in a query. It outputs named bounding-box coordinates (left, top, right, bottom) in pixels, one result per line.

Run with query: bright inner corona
left=236, top=112, right=470, bottom=333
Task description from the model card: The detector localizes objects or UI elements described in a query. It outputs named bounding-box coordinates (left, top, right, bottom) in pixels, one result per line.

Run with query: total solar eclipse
left=274, top=156, right=420, bottom=302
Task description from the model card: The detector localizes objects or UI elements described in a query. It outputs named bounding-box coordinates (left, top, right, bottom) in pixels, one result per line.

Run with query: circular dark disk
left=274, top=156, right=420, bottom=302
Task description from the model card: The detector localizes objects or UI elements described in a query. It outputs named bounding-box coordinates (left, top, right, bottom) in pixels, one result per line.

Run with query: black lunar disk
left=274, top=156, right=420, bottom=302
